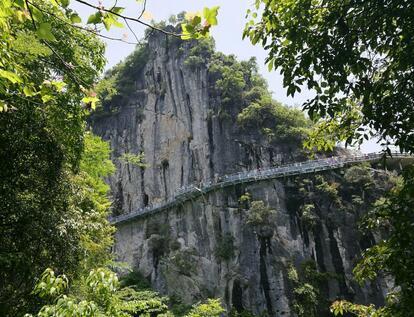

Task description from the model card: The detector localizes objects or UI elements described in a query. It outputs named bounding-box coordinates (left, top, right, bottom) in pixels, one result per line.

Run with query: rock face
left=91, top=31, right=389, bottom=316
left=113, top=179, right=389, bottom=316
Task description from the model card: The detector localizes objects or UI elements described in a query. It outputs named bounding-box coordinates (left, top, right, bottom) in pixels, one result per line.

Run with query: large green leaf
left=37, top=23, right=56, bottom=41
left=70, top=13, right=81, bottom=24
left=203, top=6, right=219, bottom=26
left=0, top=69, right=22, bottom=83
left=87, top=12, right=102, bottom=24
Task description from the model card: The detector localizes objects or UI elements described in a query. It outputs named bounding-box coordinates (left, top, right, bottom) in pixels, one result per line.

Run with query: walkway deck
left=110, top=152, right=412, bottom=225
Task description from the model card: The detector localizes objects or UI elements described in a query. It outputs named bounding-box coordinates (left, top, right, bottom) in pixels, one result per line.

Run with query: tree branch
left=27, top=0, right=138, bottom=45
left=25, top=0, right=87, bottom=87
left=74, top=0, right=181, bottom=37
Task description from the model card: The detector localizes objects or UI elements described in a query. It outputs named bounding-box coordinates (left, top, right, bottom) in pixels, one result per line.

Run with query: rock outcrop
left=91, top=29, right=391, bottom=316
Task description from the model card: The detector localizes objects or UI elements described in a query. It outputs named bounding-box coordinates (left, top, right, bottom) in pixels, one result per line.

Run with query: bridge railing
left=109, top=152, right=412, bottom=224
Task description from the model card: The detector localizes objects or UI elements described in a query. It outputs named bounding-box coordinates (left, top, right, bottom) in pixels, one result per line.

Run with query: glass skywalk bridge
left=110, top=152, right=412, bottom=225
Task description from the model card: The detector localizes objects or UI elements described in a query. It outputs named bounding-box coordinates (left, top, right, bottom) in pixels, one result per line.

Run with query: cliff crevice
left=91, top=30, right=394, bottom=316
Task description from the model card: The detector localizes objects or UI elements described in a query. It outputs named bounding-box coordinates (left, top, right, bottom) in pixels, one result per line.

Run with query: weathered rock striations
left=91, top=30, right=391, bottom=316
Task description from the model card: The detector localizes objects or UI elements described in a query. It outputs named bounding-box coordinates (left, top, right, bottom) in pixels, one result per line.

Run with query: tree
left=0, top=2, right=106, bottom=314
left=245, top=1, right=414, bottom=315
left=0, top=1, right=219, bottom=315
left=244, top=0, right=414, bottom=153
left=0, top=127, right=116, bottom=315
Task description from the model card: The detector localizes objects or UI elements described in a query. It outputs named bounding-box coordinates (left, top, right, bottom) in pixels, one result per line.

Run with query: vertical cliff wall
left=92, top=30, right=309, bottom=215
left=91, top=30, right=392, bottom=316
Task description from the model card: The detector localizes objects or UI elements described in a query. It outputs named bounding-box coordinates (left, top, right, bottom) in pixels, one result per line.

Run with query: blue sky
left=74, top=0, right=381, bottom=153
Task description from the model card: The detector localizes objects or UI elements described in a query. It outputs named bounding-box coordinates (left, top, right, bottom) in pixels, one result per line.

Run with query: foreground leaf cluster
left=25, top=268, right=224, bottom=317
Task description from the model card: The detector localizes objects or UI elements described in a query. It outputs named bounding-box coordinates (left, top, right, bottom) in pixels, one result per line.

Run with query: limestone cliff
left=91, top=30, right=392, bottom=316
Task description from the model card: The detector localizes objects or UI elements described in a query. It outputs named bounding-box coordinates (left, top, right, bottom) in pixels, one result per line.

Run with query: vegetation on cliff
left=247, top=1, right=414, bottom=315
left=191, top=38, right=311, bottom=145
left=98, top=34, right=311, bottom=149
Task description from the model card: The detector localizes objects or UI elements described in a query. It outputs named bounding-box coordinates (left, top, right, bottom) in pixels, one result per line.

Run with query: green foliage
left=246, top=200, right=276, bottom=227
left=238, top=192, right=252, bottom=209
left=342, top=164, right=399, bottom=212
left=303, top=105, right=363, bottom=152
left=170, top=250, right=197, bottom=275
left=245, top=0, right=414, bottom=153
left=237, top=99, right=310, bottom=144
left=95, top=76, right=117, bottom=104
left=290, top=166, right=398, bottom=233
left=168, top=12, right=187, bottom=26
left=208, top=54, right=251, bottom=107
left=27, top=268, right=225, bottom=317
left=288, top=261, right=334, bottom=317
left=215, top=65, right=246, bottom=106
left=184, top=38, right=215, bottom=69
left=185, top=299, right=224, bottom=317
left=0, top=0, right=105, bottom=116
left=314, top=175, right=340, bottom=203
left=299, top=204, right=318, bottom=229
left=184, top=56, right=205, bottom=69
left=120, top=270, right=151, bottom=291
left=295, top=174, right=342, bottom=211
left=289, top=165, right=407, bottom=316
left=331, top=300, right=380, bottom=317
left=0, top=1, right=219, bottom=316
left=239, top=192, right=252, bottom=203
left=68, top=133, right=116, bottom=274
left=27, top=266, right=228, bottom=317
left=180, top=7, right=220, bottom=40
left=119, top=152, right=148, bottom=168
left=81, top=133, right=116, bottom=179
left=169, top=295, right=192, bottom=317
left=287, top=264, right=318, bottom=317
left=97, top=45, right=150, bottom=109
left=25, top=268, right=170, bottom=317
left=186, top=43, right=310, bottom=144
left=344, top=163, right=375, bottom=191
left=214, top=233, right=236, bottom=262
left=33, top=269, right=69, bottom=299
left=347, top=166, right=414, bottom=316
left=0, top=3, right=109, bottom=310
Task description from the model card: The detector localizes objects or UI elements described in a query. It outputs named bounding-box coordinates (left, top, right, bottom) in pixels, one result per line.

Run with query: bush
left=97, top=45, right=149, bottom=108
left=237, top=100, right=310, bottom=144
left=214, top=233, right=236, bottom=262
left=314, top=175, right=340, bottom=203
left=119, top=152, right=148, bottom=168
left=184, top=37, right=215, bottom=69
left=287, top=260, right=334, bottom=317
left=146, top=222, right=171, bottom=257
left=170, top=250, right=197, bottom=275
left=184, top=55, right=205, bottom=69
left=344, top=163, right=374, bottom=188
left=186, top=299, right=225, bottom=317
left=120, top=270, right=151, bottom=290
left=300, top=204, right=318, bottom=229
left=26, top=268, right=169, bottom=317
left=246, top=201, right=276, bottom=226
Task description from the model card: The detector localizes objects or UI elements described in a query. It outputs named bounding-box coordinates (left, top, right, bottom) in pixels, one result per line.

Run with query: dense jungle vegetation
left=1, top=0, right=413, bottom=316
left=0, top=1, right=221, bottom=316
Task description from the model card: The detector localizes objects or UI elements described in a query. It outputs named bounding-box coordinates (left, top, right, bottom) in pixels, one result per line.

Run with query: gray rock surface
left=91, top=31, right=388, bottom=316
